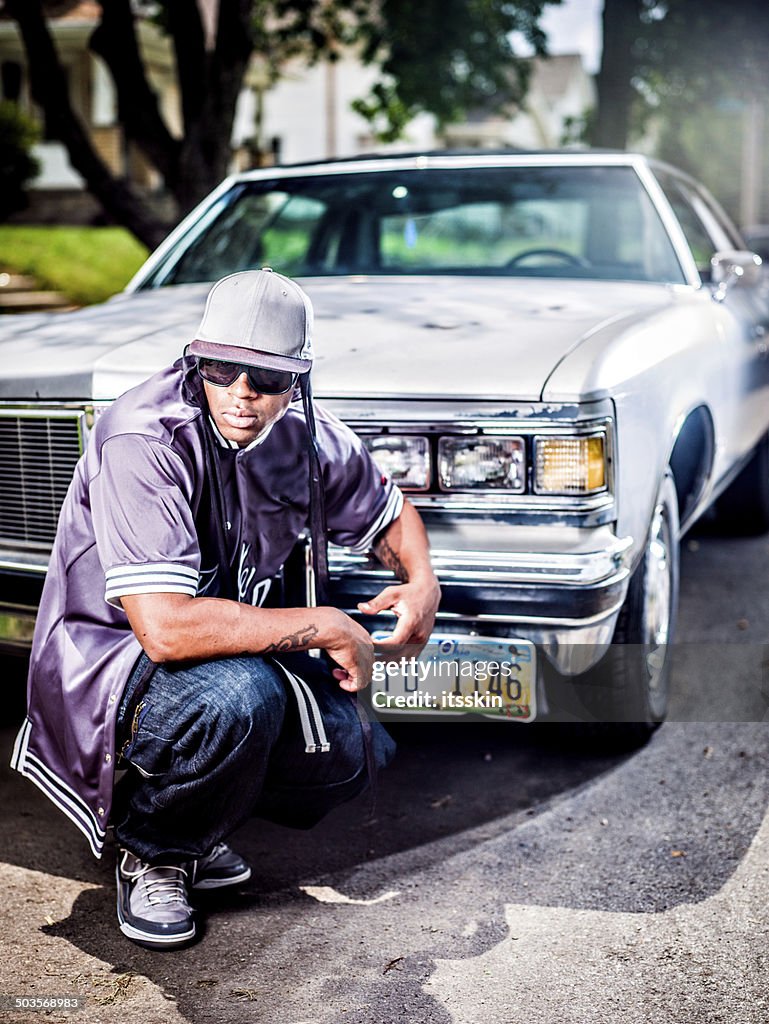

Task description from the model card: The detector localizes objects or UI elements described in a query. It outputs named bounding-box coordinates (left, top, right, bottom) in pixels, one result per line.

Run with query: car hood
left=0, top=277, right=679, bottom=401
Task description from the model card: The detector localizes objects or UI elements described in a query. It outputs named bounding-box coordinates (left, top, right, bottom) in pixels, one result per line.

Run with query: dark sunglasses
left=197, top=358, right=298, bottom=395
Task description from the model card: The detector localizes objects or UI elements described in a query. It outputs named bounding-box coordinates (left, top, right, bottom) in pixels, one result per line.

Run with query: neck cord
left=201, top=416, right=236, bottom=601
left=300, top=373, right=329, bottom=606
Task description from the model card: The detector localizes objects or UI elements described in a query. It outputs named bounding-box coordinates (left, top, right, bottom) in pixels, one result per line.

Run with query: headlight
left=438, top=437, right=525, bottom=491
left=363, top=435, right=430, bottom=490
left=534, top=435, right=607, bottom=494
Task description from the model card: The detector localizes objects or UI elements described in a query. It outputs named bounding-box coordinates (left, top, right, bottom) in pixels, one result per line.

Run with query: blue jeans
left=113, top=651, right=395, bottom=863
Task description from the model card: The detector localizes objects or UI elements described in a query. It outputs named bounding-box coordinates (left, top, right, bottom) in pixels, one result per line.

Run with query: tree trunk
left=89, top=0, right=181, bottom=193
left=6, top=0, right=171, bottom=249
left=591, top=0, right=642, bottom=149
left=167, top=0, right=255, bottom=215
left=7, top=0, right=255, bottom=246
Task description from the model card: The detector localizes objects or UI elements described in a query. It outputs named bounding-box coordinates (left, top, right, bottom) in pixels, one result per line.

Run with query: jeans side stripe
left=274, top=662, right=321, bottom=753
left=286, top=668, right=331, bottom=752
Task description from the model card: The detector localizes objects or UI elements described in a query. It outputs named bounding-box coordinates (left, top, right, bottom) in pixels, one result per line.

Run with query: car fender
left=542, top=289, right=730, bottom=562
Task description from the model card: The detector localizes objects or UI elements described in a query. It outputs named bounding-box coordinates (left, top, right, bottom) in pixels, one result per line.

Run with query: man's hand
left=357, top=575, right=441, bottom=656
left=121, top=499, right=438, bottom=692
left=321, top=608, right=378, bottom=693
left=360, top=498, right=441, bottom=658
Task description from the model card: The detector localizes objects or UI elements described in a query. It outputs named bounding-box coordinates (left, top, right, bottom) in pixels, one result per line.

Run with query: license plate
left=369, top=634, right=536, bottom=722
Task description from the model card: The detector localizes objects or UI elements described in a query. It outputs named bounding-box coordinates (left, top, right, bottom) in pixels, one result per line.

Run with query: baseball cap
left=187, top=269, right=313, bottom=373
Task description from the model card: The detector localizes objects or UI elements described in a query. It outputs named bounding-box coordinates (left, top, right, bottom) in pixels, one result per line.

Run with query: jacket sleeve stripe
left=105, top=563, right=199, bottom=582
left=346, top=486, right=404, bottom=554
left=105, top=562, right=200, bottom=608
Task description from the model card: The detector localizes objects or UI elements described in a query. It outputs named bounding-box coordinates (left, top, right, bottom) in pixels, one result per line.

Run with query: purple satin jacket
left=11, top=360, right=402, bottom=856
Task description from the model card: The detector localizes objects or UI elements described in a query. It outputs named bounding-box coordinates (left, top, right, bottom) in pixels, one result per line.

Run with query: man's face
left=203, top=370, right=294, bottom=448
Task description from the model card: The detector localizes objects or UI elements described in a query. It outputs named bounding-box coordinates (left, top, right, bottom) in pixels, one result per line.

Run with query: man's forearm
left=122, top=592, right=376, bottom=690
left=123, top=594, right=337, bottom=664
left=361, top=499, right=441, bottom=648
left=121, top=498, right=438, bottom=682
left=373, top=498, right=436, bottom=583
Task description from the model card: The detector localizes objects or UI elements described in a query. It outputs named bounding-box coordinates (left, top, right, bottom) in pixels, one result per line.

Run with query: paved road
left=1, top=527, right=768, bottom=1023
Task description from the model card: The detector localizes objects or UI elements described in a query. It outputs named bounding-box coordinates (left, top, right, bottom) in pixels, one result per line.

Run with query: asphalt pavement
left=1, top=527, right=768, bottom=1023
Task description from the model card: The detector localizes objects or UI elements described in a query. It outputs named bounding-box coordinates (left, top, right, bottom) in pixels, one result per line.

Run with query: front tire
left=549, top=471, right=680, bottom=745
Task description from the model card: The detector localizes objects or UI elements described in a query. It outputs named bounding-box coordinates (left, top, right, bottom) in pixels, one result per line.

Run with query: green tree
left=351, top=0, right=557, bottom=142
left=591, top=0, right=769, bottom=152
left=5, top=0, right=560, bottom=249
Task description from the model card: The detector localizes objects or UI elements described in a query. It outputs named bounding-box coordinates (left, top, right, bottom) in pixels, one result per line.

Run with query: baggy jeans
left=112, top=651, right=395, bottom=863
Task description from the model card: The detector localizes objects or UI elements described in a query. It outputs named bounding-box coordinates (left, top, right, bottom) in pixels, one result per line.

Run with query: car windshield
left=144, top=165, right=686, bottom=286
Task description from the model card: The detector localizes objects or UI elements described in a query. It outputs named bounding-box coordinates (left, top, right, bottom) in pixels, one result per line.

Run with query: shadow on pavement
left=0, top=696, right=628, bottom=1023
left=4, top=649, right=769, bottom=1024
left=0, top=710, right=624, bottom=889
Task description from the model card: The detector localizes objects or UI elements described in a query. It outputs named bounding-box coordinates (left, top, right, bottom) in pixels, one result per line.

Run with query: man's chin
left=226, top=428, right=262, bottom=448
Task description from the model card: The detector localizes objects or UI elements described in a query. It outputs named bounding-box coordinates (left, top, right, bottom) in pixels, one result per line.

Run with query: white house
left=259, top=52, right=595, bottom=164
left=442, top=55, right=595, bottom=151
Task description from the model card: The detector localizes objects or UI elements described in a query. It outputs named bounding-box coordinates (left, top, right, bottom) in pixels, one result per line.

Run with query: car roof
left=256, top=147, right=630, bottom=168
left=229, top=149, right=650, bottom=184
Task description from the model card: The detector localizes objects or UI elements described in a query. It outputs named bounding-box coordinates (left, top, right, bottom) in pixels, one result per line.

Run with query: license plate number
left=370, top=635, right=536, bottom=722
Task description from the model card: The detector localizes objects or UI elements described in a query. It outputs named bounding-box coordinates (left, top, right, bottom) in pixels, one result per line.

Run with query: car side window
left=656, top=172, right=730, bottom=282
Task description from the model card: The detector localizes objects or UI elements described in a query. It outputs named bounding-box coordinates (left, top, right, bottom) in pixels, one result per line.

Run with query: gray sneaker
left=189, top=843, right=252, bottom=890
left=116, top=850, right=196, bottom=950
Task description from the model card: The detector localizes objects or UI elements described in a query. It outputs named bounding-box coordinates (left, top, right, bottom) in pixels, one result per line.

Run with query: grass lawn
left=0, top=226, right=149, bottom=306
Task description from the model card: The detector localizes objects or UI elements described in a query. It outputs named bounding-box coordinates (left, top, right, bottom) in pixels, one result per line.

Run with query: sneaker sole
left=118, top=918, right=196, bottom=950
left=116, top=865, right=196, bottom=950
left=192, top=866, right=252, bottom=890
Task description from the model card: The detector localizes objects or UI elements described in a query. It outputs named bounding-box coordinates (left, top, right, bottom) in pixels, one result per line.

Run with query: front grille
left=0, top=413, right=83, bottom=548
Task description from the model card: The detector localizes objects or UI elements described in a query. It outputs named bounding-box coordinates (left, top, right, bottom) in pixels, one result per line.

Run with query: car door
left=656, top=169, right=769, bottom=471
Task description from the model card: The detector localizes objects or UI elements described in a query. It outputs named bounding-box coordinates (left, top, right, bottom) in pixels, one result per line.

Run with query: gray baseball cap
left=188, top=269, right=313, bottom=373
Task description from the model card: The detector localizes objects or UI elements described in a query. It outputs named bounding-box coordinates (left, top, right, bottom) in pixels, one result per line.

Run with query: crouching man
left=12, top=269, right=440, bottom=949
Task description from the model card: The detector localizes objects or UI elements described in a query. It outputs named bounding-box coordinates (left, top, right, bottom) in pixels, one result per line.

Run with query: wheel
left=714, top=431, right=769, bottom=535
left=548, top=471, right=680, bottom=746
left=506, top=247, right=590, bottom=268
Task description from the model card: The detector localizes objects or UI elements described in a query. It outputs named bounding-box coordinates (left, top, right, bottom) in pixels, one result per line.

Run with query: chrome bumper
left=0, top=530, right=635, bottom=674
left=329, top=529, right=633, bottom=675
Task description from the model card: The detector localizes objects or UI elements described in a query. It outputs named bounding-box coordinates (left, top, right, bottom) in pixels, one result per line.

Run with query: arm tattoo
left=263, top=624, right=320, bottom=653
left=375, top=534, right=410, bottom=582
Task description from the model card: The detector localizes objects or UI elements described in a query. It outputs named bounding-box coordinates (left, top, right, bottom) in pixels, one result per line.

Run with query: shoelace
left=136, top=864, right=189, bottom=906
left=199, top=843, right=227, bottom=867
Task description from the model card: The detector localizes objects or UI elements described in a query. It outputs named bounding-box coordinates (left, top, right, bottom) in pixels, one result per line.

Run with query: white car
left=2, top=151, right=767, bottom=737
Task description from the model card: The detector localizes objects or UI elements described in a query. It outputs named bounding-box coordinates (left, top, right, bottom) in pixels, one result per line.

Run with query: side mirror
left=711, top=250, right=763, bottom=301
left=742, top=229, right=769, bottom=264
